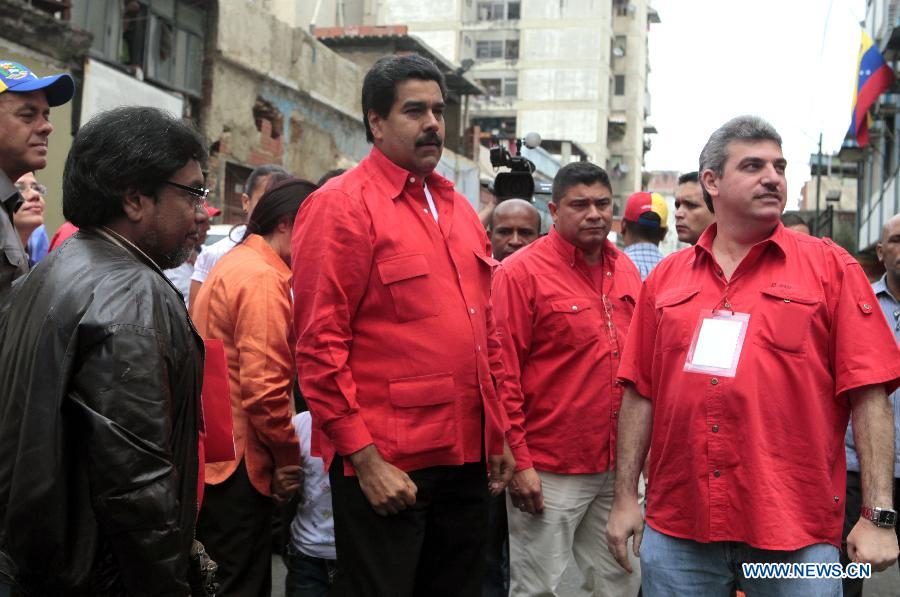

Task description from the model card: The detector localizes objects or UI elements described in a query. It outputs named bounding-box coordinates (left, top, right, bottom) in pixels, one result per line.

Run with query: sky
left=644, top=0, right=868, bottom=208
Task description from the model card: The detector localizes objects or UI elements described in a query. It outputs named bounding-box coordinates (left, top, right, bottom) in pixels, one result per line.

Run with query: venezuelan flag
left=849, top=29, right=895, bottom=147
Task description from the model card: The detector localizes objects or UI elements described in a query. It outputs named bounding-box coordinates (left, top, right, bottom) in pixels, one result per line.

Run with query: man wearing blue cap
left=0, top=60, right=74, bottom=301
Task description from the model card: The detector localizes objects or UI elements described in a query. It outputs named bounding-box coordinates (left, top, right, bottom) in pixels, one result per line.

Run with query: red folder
left=201, top=338, right=235, bottom=463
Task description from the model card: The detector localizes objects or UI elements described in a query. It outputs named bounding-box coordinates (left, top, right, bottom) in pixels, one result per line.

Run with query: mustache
left=416, top=132, right=443, bottom=147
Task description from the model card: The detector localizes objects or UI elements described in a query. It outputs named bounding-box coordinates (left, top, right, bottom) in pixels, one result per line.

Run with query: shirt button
left=572, top=305, right=578, bottom=311
left=863, top=303, right=871, bottom=310
left=613, top=350, right=619, bottom=357
left=606, top=271, right=612, bottom=277
left=712, top=424, right=719, bottom=433
left=477, top=345, right=482, bottom=352
left=469, top=308, right=476, bottom=314
left=409, top=176, right=416, bottom=183
left=711, top=378, right=719, bottom=385
left=613, top=410, right=619, bottom=417
left=783, top=298, right=791, bottom=303
left=724, top=302, right=732, bottom=309
left=713, top=470, right=721, bottom=478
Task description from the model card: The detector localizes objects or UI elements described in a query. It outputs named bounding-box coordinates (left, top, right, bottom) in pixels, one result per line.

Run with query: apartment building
left=275, top=0, right=660, bottom=209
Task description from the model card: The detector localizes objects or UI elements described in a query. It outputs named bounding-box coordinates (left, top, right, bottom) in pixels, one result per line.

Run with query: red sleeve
left=830, top=251, right=900, bottom=398
left=483, top=239, right=511, bottom=447
left=492, top=263, right=535, bottom=470
left=291, top=189, right=375, bottom=456
left=617, top=273, right=657, bottom=399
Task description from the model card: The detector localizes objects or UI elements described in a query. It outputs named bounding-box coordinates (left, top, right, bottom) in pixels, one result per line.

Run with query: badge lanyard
left=683, top=306, right=750, bottom=378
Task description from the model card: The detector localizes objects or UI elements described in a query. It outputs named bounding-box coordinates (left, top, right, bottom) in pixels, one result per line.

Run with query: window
left=477, top=0, right=520, bottom=21
left=613, top=35, right=627, bottom=57
left=479, top=78, right=502, bottom=96
left=614, top=75, right=626, bottom=96
left=476, top=40, right=504, bottom=59
left=505, top=39, right=519, bottom=60
left=476, top=39, right=518, bottom=60
left=502, top=77, right=518, bottom=98
left=477, top=77, right=517, bottom=97
left=71, top=0, right=205, bottom=96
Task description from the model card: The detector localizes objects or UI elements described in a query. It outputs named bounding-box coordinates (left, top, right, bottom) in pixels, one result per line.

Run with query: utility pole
left=814, top=133, right=823, bottom=237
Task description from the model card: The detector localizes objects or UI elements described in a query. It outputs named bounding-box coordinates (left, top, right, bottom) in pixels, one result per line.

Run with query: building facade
left=282, top=0, right=659, bottom=211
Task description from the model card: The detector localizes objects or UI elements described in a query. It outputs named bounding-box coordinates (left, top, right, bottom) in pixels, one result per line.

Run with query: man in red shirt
left=291, top=54, right=514, bottom=597
left=493, top=162, right=642, bottom=596
left=607, top=115, right=900, bottom=596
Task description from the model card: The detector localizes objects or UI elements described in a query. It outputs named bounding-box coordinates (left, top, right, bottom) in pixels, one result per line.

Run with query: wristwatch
left=861, top=506, right=898, bottom=528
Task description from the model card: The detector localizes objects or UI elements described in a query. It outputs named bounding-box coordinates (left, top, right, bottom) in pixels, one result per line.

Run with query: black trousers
left=197, top=461, right=274, bottom=597
left=329, top=457, right=489, bottom=597
left=840, top=470, right=900, bottom=597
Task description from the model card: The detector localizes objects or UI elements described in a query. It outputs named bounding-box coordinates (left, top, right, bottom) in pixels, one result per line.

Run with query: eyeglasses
left=163, top=180, right=210, bottom=209
left=14, top=182, right=47, bottom=196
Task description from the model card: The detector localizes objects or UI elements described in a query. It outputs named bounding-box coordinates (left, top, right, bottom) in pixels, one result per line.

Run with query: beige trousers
left=507, top=470, right=642, bottom=597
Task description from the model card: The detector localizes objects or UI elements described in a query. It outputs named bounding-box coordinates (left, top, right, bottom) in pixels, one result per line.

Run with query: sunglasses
left=164, top=180, right=210, bottom=209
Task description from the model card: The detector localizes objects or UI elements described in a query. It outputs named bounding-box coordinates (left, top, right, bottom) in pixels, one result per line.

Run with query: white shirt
left=164, top=260, right=194, bottom=307
left=424, top=182, right=438, bottom=223
left=290, top=412, right=336, bottom=560
left=191, top=224, right=246, bottom=284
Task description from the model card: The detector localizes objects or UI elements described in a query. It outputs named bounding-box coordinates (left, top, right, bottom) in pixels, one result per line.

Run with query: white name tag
left=683, top=309, right=750, bottom=377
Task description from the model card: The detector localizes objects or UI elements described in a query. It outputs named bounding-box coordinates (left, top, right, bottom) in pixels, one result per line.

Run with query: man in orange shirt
left=292, top=54, right=514, bottom=597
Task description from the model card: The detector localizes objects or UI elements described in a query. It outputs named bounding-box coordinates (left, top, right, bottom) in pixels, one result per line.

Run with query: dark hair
left=242, top=177, right=318, bottom=241
left=677, top=171, right=699, bottom=185
left=361, top=54, right=447, bottom=143
left=246, top=164, right=288, bottom=198
left=317, top=168, right=346, bottom=187
left=780, top=212, right=809, bottom=230
left=623, top=219, right=666, bottom=243
left=551, top=162, right=612, bottom=204
left=63, top=106, right=207, bottom=227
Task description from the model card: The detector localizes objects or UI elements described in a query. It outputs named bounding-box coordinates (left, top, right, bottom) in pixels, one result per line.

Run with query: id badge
left=683, top=309, right=750, bottom=377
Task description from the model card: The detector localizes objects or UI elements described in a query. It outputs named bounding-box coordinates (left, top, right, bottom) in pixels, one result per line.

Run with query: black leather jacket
left=0, top=229, right=202, bottom=596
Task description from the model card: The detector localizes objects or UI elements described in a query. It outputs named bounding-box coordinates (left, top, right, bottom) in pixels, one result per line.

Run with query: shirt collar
left=364, top=146, right=453, bottom=200
left=0, top=170, right=23, bottom=218
left=242, top=232, right=291, bottom=276
left=690, top=221, right=788, bottom=265
left=547, top=225, right=619, bottom=268
left=873, top=275, right=900, bottom=304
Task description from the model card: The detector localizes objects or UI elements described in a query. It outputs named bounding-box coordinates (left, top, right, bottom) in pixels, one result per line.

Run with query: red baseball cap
left=623, top=191, right=668, bottom=229
left=203, top=202, right=221, bottom=217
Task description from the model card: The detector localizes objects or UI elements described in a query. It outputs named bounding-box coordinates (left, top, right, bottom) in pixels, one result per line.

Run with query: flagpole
left=814, top=132, right=823, bottom=237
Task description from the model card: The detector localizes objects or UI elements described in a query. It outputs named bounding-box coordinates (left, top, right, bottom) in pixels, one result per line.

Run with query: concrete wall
left=204, top=0, right=368, bottom=211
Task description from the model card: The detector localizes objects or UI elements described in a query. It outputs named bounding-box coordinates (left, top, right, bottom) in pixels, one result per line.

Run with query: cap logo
left=0, top=62, right=31, bottom=81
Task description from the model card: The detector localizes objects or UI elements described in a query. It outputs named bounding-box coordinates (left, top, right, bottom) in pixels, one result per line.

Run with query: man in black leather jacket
left=0, top=106, right=209, bottom=596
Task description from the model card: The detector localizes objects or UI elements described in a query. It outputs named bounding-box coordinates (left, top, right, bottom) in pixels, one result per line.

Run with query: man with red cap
left=621, top=191, right=668, bottom=280
left=0, top=60, right=74, bottom=300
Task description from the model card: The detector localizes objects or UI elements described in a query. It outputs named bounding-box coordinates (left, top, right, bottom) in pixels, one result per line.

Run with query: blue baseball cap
left=0, top=60, right=75, bottom=107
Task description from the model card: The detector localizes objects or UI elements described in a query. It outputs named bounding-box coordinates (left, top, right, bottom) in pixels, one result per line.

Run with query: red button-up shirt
left=618, top=223, right=900, bottom=550
left=493, top=227, right=641, bottom=474
left=292, top=147, right=508, bottom=475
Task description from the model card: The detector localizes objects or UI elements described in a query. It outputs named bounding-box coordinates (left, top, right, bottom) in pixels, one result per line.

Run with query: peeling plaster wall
left=203, top=0, right=369, bottom=205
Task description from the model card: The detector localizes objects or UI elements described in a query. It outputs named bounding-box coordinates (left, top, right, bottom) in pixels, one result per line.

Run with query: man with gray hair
left=607, top=115, right=900, bottom=596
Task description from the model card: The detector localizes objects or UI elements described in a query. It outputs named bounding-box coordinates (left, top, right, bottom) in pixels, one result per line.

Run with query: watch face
left=881, top=509, right=897, bottom=526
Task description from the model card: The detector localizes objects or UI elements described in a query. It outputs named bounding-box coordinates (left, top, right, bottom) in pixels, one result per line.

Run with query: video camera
left=490, top=132, right=542, bottom=200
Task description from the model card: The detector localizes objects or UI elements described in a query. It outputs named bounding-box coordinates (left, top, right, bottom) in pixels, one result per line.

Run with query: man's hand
left=846, top=518, right=900, bottom=571
left=606, top=495, right=644, bottom=573
left=348, top=444, right=417, bottom=516
left=271, top=465, right=303, bottom=503
left=507, top=467, right=543, bottom=514
left=487, top=440, right=516, bottom=496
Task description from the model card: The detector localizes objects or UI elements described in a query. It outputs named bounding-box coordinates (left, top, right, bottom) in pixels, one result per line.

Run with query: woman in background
left=192, top=177, right=318, bottom=596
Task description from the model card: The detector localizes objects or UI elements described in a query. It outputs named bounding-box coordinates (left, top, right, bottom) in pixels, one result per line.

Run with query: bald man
left=842, top=212, right=900, bottom=597
left=489, top=199, right=542, bottom=261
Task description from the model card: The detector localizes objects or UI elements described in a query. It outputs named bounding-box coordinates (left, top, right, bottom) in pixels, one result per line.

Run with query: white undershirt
left=423, top=182, right=438, bottom=223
